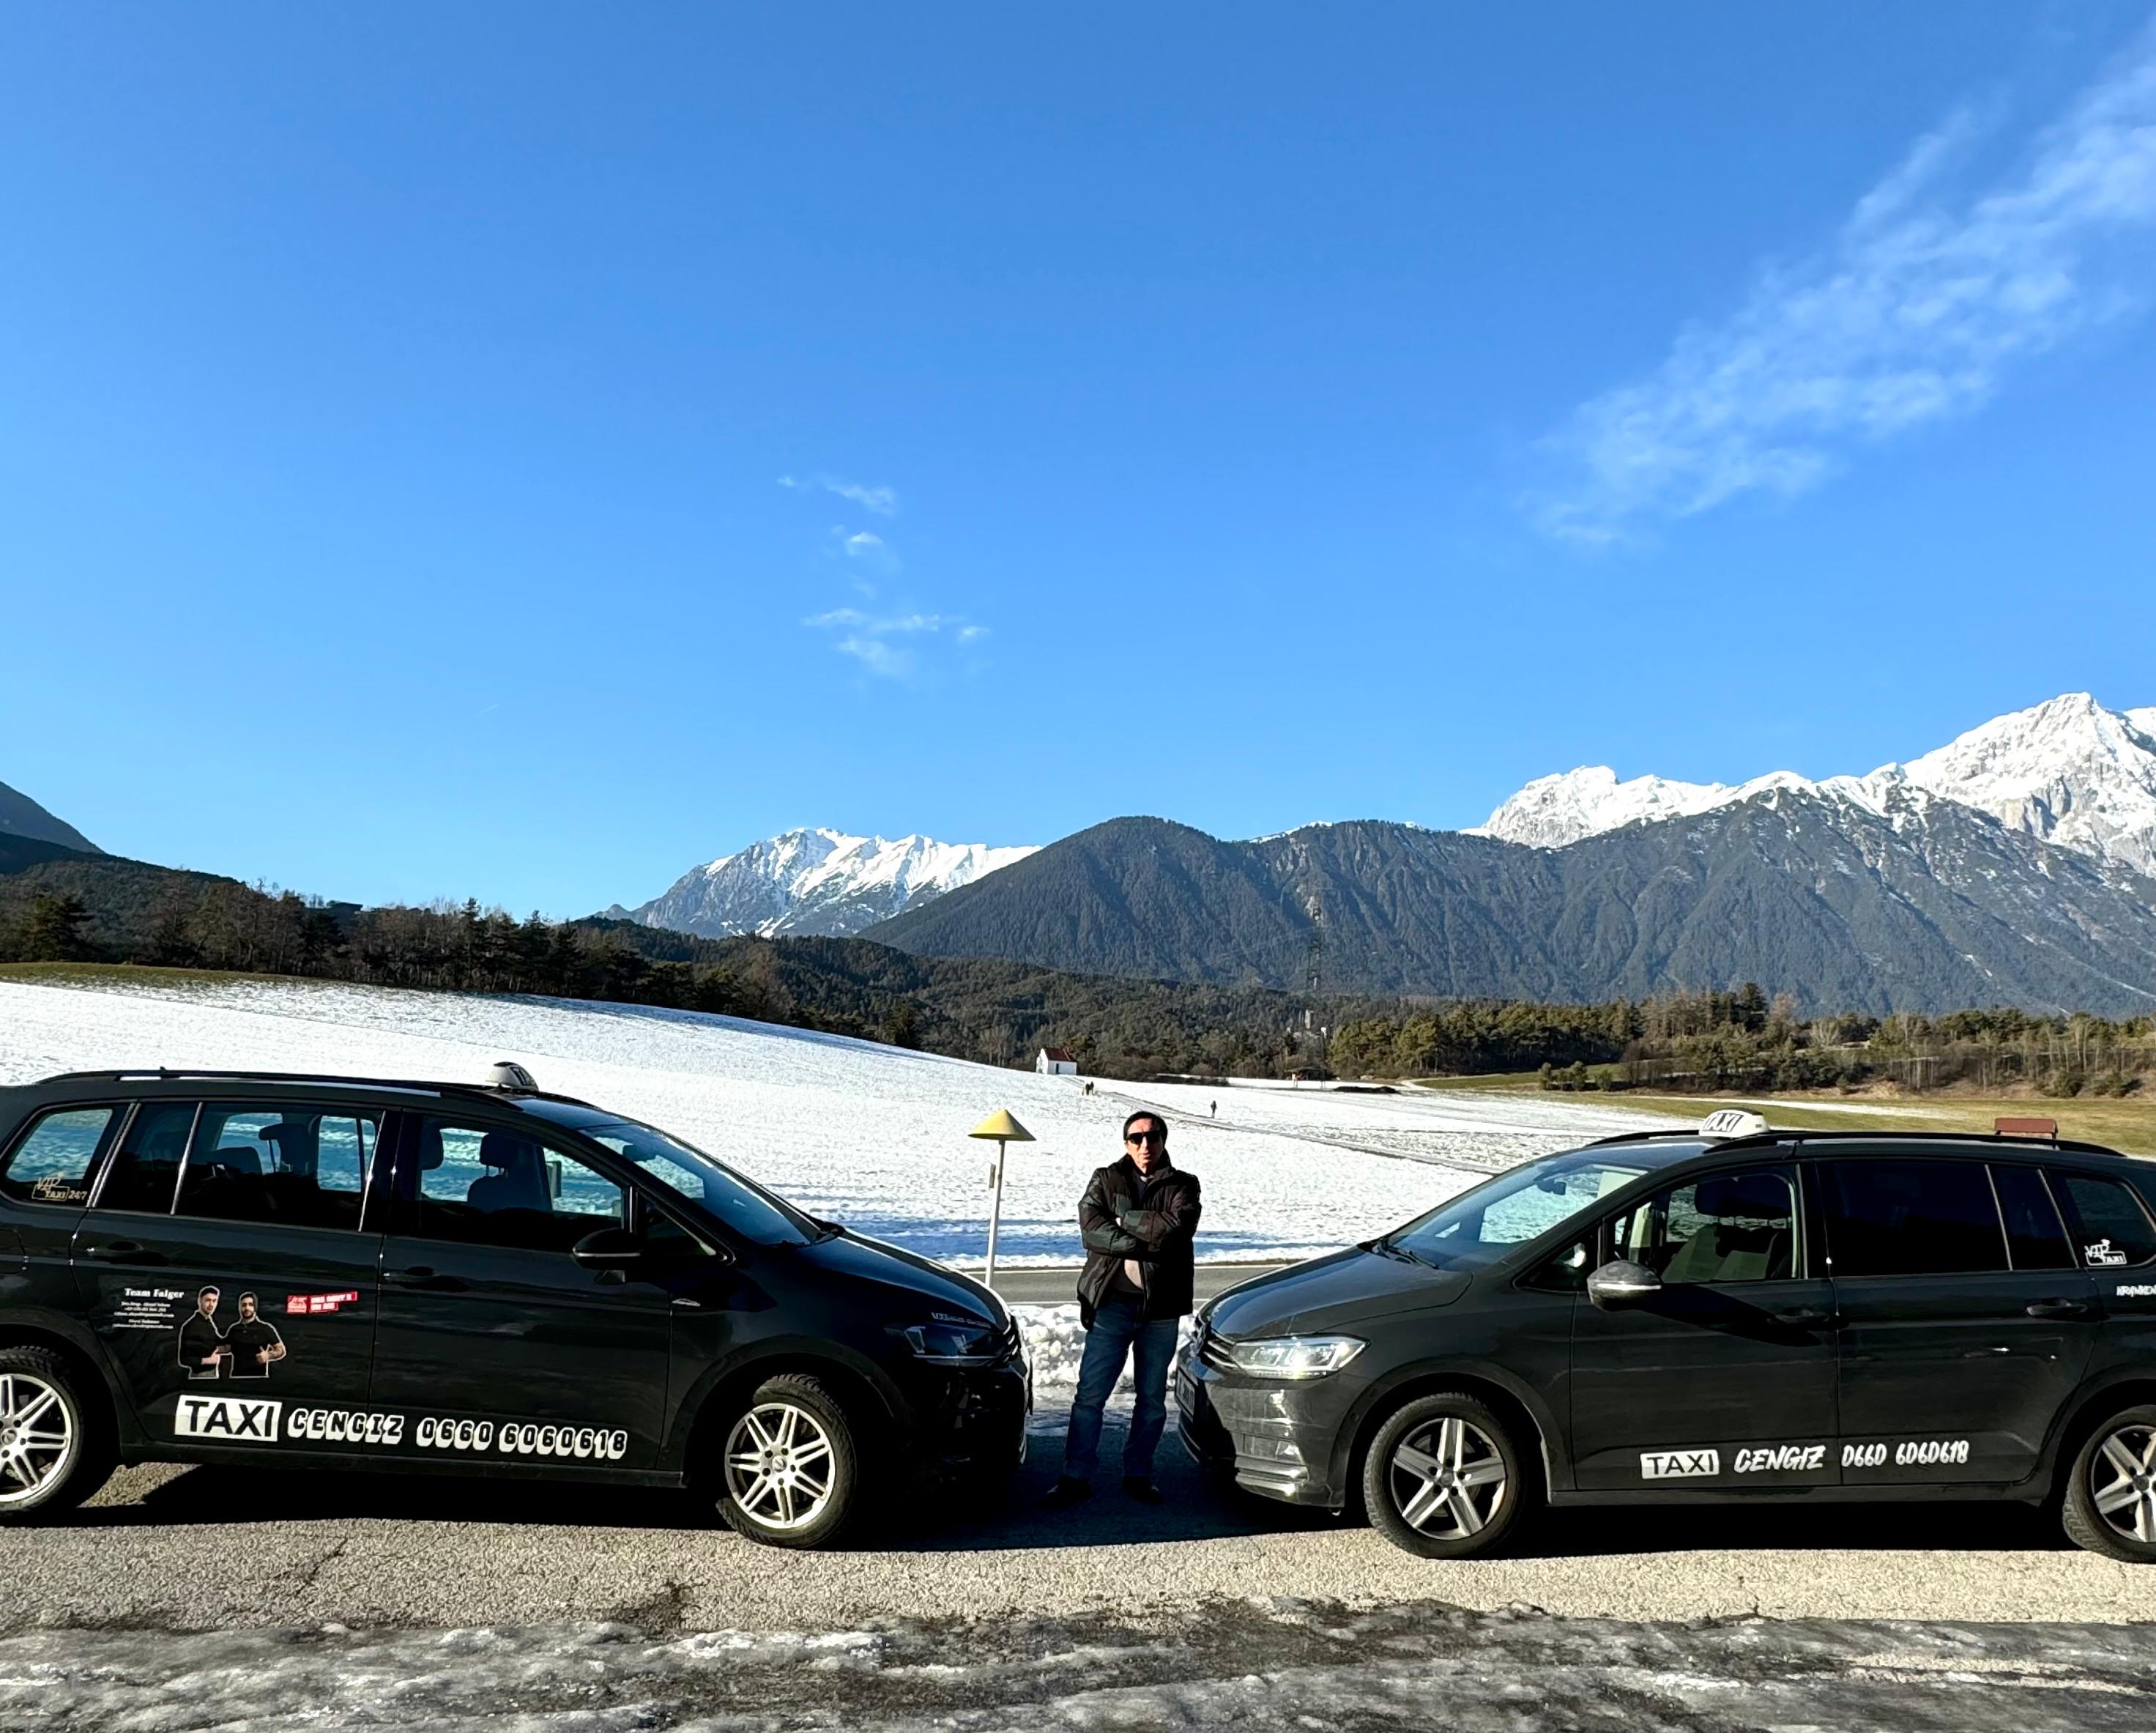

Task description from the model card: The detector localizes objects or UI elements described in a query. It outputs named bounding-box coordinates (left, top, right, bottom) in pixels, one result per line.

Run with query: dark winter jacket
left=1075, top=1156, right=1202, bottom=1326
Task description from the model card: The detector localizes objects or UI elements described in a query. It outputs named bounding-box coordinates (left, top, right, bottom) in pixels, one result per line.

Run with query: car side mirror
left=1587, top=1258, right=1663, bottom=1310
left=572, top=1227, right=644, bottom=1266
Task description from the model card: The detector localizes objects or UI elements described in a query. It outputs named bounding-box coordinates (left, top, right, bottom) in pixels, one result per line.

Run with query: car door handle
left=384, top=1266, right=467, bottom=1292
left=83, top=1241, right=165, bottom=1266
left=1772, top=1305, right=1839, bottom=1329
left=2026, top=1299, right=2092, bottom=1319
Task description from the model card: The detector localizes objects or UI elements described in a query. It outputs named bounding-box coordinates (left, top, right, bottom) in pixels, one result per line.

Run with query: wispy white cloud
left=802, top=608, right=977, bottom=680
left=778, top=473, right=898, bottom=516
left=1529, top=19, right=2156, bottom=541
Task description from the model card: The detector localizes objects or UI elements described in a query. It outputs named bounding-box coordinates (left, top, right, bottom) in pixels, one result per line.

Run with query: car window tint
left=409, top=1117, right=625, bottom=1253
left=0, top=1105, right=122, bottom=1208
left=1992, top=1165, right=2074, bottom=1272
left=1825, top=1159, right=2007, bottom=1277
left=1629, top=1167, right=1796, bottom=1284
left=176, top=1105, right=379, bottom=1232
left=2055, top=1173, right=2156, bottom=1269
left=94, top=1103, right=201, bottom=1215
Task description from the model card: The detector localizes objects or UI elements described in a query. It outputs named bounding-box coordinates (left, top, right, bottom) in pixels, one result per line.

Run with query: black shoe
left=1041, top=1477, right=1093, bottom=1510
left=1122, top=1477, right=1165, bottom=1504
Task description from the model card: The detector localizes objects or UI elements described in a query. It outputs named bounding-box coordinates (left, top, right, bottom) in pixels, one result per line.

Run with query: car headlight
left=1223, top=1335, right=1367, bottom=1379
left=893, top=1314, right=1005, bottom=1365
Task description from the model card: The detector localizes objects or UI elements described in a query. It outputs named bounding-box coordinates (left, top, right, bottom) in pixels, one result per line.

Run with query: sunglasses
left=1124, top=1128, right=1165, bottom=1145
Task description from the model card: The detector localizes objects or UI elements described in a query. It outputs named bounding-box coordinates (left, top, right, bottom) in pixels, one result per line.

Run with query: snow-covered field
left=0, top=973, right=1674, bottom=1269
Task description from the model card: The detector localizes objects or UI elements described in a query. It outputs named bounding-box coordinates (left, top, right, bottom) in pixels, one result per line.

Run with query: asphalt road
left=8, top=1404, right=2155, bottom=1637
left=978, top=1262, right=1287, bottom=1304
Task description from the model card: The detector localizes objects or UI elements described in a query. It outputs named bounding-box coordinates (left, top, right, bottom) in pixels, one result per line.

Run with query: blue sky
left=5, top=4, right=2155, bottom=916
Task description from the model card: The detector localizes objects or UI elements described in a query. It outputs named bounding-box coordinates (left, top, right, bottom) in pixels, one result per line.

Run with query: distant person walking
left=1044, top=1110, right=1201, bottom=1508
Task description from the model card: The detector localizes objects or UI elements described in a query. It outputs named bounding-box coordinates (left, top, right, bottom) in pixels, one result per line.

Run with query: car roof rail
left=1583, top=1121, right=2124, bottom=1160
left=24, top=1067, right=597, bottom=1109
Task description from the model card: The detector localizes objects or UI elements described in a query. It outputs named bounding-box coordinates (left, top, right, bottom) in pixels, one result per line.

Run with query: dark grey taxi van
left=1181, top=1116, right=2156, bottom=1561
left=0, top=1066, right=1027, bottom=1546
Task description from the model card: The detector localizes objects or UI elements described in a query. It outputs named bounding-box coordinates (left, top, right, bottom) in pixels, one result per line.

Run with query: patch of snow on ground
left=0, top=976, right=1676, bottom=1266
left=10, top=1603, right=2156, bottom=1732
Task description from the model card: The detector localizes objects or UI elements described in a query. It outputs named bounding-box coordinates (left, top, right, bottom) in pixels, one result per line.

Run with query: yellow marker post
left=967, top=1109, right=1035, bottom=1291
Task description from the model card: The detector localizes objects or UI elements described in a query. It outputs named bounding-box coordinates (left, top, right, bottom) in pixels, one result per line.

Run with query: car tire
left=1361, top=1391, right=1534, bottom=1559
left=715, top=1374, right=860, bottom=1550
left=0, top=1346, right=113, bottom=1525
left=2063, top=1403, right=2156, bottom=1564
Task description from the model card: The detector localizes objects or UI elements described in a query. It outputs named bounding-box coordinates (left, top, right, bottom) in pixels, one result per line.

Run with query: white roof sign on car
left=1698, top=1108, right=1772, bottom=1142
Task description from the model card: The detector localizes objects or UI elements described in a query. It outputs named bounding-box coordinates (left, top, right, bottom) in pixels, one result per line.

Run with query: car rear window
left=0, top=1105, right=122, bottom=1208
left=2053, top=1173, right=2156, bottom=1269
left=1824, top=1159, right=2008, bottom=1277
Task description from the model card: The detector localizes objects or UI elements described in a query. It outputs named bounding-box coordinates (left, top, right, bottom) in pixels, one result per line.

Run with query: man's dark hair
left=198, top=1286, right=220, bottom=1301
left=1122, top=1110, right=1167, bottom=1141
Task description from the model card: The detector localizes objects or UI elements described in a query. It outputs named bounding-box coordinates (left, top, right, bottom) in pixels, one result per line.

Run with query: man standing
left=1044, top=1110, right=1200, bottom=1507
left=177, top=1286, right=228, bottom=1380
left=223, top=1292, right=287, bottom=1379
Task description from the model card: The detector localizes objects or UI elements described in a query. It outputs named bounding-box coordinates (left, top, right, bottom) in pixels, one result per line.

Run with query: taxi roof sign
left=1698, top=1108, right=1772, bottom=1142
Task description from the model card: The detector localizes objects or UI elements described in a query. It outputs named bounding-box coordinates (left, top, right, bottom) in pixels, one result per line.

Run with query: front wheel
left=716, top=1375, right=860, bottom=1549
left=1361, top=1391, right=1534, bottom=1559
left=0, top=1347, right=112, bottom=1524
left=2064, top=1404, right=2156, bottom=1563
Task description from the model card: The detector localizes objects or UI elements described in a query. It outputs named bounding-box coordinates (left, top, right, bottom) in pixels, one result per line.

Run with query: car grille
left=1197, top=1324, right=1235, bottom=1374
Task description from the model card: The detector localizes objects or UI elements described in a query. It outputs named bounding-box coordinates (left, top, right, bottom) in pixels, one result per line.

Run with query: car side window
left=1991, top=1165, right=2075, bottom=1272
left=406, top=1116, right=626, bottom=1253
left=1824, top=1159, right=2007, bottom=1278
left=2053, top=1173, right=2156, bottom=1269
left=93, top=1103, right=201, bottom=1215
left=1613, top=1166, right=1798, bottom=1284
left=0, top=1105, right=123, bottom=1208
left=175, top=1105, right=380, bottom=1232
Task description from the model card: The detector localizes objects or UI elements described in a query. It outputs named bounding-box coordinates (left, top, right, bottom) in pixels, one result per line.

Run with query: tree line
left=1334, top=984, right=2152, bottom=1097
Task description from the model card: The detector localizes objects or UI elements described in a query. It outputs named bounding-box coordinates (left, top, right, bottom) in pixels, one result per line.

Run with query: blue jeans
left=1063, top=1297, right=1180, bottom=1481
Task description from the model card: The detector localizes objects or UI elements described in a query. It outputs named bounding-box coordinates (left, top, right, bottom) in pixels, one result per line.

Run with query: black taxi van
left=1180, top=1114, right=2156, bottom=1562
left=0, top=1066, right=1027, bottom=1546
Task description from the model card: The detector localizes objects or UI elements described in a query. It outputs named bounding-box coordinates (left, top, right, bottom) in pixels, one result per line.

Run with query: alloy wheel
left=2089, top=1422, right=2156, bottom=1545
left=0, top=1373, right=75, bottom=1508
left=724, top=1401, right=836, bottom=1531
left=1386, top=1414, right=1507, bottom=1540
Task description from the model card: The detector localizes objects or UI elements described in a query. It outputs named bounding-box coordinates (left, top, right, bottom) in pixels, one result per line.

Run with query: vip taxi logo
left=175, top=1395, right=283, bottom=1442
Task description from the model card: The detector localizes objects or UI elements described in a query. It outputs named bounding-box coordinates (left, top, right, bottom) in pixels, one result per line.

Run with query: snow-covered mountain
left=1473, top=693, right=2156, bottom=878
left=612, top=829, right=1038, bottom=939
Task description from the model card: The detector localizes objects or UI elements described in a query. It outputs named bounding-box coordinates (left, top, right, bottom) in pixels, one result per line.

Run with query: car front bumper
left=903, top=1345, right=1032, bottom=1476
left=1175, top=1335, right=1355, bottom=1509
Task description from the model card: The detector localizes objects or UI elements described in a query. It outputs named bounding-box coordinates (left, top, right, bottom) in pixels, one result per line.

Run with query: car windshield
left=1380, top=1148, right=1652, bottom=1272
left=584, top=1119, right=817, bottom=1248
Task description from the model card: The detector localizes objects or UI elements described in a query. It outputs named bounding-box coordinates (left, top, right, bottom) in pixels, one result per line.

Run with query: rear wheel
left=0, top=1348, right=111, bottom=1524
left=716, top=1375, right=860, bottom=1549
left=2064, top=1403, right=2156, bottom=1563
left=1361, top=1391, right=1534, bottom=1559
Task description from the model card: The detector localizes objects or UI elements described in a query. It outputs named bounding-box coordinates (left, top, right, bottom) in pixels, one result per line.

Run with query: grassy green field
left=1413, top=1073, right=2156, bottom=1155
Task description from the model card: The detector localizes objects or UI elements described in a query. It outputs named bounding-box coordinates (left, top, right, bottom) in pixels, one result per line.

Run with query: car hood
left=1205, top=1246, right=1469, bottom=1337
left=791, top=1227, right=1008, bottom=1326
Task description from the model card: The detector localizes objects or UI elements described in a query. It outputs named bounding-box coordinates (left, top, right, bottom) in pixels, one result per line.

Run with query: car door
left=1569, top=1162, right=1840, bottom=1491
left=367, top=1111, right=672, bottom=1469
left=1824, top=1155, right=2097, bottom=1486
left=71, top=1099, right=390, bottom=1455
